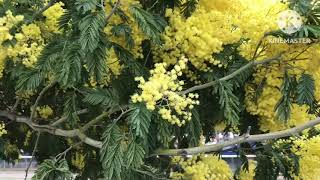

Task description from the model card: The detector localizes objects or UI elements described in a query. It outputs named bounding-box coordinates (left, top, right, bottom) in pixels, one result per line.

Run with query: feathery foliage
left=214, top=81, right=241, bottom=126
left=128, top=103, right=152, bottom=139
left=125, top=140, right=145, bottom=169
left=83, top=87, right=119, bottom=107
left=79, top=11, right=106, bottom=52
left=75, top=0, right=98, bottom=14
left=184, top=109, right=201, bottom=147
left=129, top=5, right=167, bottom=44
left=32, top=159, right=73, bottom=180
left=100, top=123, right=124, bottom=180
left=111, top=23, right=135, bottom=49
left=275, top=72, right=294, bottom=122
left=296, top=73, right=315, bottom=107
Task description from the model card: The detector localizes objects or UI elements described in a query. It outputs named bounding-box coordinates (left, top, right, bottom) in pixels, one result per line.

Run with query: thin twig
left=180, top=53, right=284, bottom=94
left=51, top=109, right=89, bottom=127
left=10, top=98, right=20, bottom=112
left=29, top=82, right=56, bottom=122
left=24, top=132, right=41, bottom=180
left=105, top=0, right=121, bottom=23
left=55, top=142, right=82, bottom=161
left=27, top=0, right=56, bottom=23
left=245, top=126, right=251, bottom=138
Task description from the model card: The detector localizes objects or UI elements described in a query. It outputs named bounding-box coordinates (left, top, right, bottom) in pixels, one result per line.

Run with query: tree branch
left=2, top=110, right=320, bottom=152
left=181, top=53, right=284, bottom=94
left=151, top=117, right=320, bottom=156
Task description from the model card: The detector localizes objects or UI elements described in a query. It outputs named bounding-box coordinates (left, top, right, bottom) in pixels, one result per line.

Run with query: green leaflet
left=275, top=72, right=294, bottom=122
left=125, top=140, right=145, bottom=169
left=111, top=23, right=135, bottom=49
left=32, top=159, right=73, bottom=180
left=296, top=73, right=315, bottom=108
left=129, top=5, right=167, bottom=45
left=79, top=11, right=106, bottom=52
left=100, top=123, right=124, bottom=180
left=128, top=103, right=152, bottom=139
left=185, top=109, right=201, bottom=147
left=75, top=0, right=98, bottom=14
left=83, top=87, right=119, bottom=107
left=214, top=81, right=241, bottom=126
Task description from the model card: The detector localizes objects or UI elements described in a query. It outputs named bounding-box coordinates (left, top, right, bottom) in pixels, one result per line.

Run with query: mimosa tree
left=1, top=0, right=320, bottom=179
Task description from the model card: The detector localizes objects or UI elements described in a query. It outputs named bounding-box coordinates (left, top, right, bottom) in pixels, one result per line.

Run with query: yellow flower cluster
left=154, top=1, right=242, bottom=71
left=0, top=10, right=24, bottom=78
left=237, top=160, right=256, bottom=180
left=7, top=23, right=44, bottom=68
left=237, top=0, right=288, bottom=60
left=0, top=123, right=7, bottom=137
left=24, top=130, right=32, bottom=146
left=36, top=105, right=54, bottom=119
left=170, top=155, right=232, bottom=180
left=291, top=135, right=320, bottom=180
left=42, top=2, right=65, bottom=33
left=153, top=0, right=288, bottom=88
left=71, top=151, right=85, bottom=170
left=276, top=135, right=320, bottom=180
left=132, top=57, right=199, bottom=126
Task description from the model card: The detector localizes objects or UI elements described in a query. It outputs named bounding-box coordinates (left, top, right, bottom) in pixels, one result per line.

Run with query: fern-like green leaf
left=32, top=159, right=73, bottom=180
left=75, top=0, right=97, bottom=14
left=79, top=11, right=105, bottom=52
left=228, top=60, right=253, bottom=88
left=214, top=81, right=240, bottom=126
left=185, top=109, right=201, bottom=147
left=63, top=93, right=79, bottom=126
left=86, top=38, right=109, bottom=82
left=58, top=10, right=72, bottom=31
left=296, top=73, right=315, bottom=107
left=58, top=43, right=83, bottom=88
left=15, top=68, right=44, bottom=92
left=125, top=140, right=145, bottom=169
left=275, top=72, right=294, bottom=122
left=100, top=123, right=124, bottom=180
left=155, top=114, right=172, bottom=148
left=128, top=103, right=152, bottom=139
left=111, top=23, right=135, bottom=49
left=83, top=87, right=119, bottom=107
left=112, top=42, right=148, bottom=76
left=129, top=5, right=167, bottom=44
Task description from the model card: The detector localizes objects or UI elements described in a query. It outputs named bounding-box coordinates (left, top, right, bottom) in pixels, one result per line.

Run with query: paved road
left=0, top=169, right=35, bottom=180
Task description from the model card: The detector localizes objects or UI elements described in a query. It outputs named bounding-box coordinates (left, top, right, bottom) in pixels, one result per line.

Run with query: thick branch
left=152, top=117, right=320, bottom=156
left=2, top=111, right=320, bottom=152
left=0, top=110, right=102, bottom=148
left=181, top=53, right=283, bottom=94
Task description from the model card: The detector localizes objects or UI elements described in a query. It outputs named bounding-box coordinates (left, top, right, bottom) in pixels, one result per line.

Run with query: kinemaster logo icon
left=277, top=10, right=303, bottom=34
